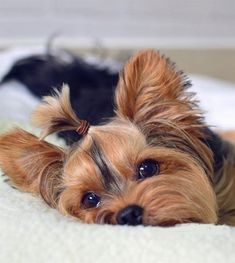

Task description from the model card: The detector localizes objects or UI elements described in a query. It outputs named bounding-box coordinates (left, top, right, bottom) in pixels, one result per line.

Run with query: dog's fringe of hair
left=31, top=84, right=84, bottom=140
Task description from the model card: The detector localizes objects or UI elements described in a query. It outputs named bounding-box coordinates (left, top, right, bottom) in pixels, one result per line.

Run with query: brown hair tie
left=76, top=120, right=90, bottom=135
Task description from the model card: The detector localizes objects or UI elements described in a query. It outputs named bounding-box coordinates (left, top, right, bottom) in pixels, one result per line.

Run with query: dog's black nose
left=116, top=205, right=143, bottom=225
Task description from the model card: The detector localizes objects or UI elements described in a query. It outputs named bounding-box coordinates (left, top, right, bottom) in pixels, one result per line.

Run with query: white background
left=0, top=0, right=234, bottom=48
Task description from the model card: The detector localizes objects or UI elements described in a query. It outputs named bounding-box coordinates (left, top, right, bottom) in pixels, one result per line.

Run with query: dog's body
left=1, top=51, right=119, bottom=144
left=0, top=50, right=235, bottom=226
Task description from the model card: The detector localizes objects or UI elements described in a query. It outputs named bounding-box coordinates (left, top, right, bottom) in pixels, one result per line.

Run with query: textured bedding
left=0, top=48, right=235, bottom=263
left=0, top=177, right=235, bottom=263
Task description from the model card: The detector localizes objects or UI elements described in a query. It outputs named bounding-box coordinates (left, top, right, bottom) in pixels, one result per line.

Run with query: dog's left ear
left=115, top=49, right=203, bottom=137
left=0, top=129, right=65, bottom=208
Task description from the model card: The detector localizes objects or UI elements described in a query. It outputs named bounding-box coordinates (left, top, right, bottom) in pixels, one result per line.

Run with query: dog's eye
left=138, top=159, right=160, bottom=179
left=81, top=192, right=101, bottom=208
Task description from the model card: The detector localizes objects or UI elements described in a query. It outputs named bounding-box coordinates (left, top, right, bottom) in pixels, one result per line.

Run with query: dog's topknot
left=31, top=84, right=90, bottom=139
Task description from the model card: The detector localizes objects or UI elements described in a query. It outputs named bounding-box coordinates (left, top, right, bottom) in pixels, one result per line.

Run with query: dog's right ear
left=0, top=128, right=66, bottom=208
left=114, top=50, right=203, bottom=136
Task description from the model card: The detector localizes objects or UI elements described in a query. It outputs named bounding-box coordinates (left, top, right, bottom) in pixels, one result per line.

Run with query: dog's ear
left=0, top=128, right=65, bottom=208
left=115, top=50, right=203, bottom=137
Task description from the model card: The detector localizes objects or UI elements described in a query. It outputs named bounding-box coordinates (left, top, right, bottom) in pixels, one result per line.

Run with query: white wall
left=0, top=0, right=235, bottom=48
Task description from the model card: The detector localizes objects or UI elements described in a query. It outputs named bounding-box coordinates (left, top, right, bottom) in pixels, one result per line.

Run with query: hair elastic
left=76, top=120, right=90, bottom=135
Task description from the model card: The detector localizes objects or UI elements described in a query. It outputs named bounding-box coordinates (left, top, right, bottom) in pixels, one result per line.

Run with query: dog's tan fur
left=0, top=50, right=234, bottom=226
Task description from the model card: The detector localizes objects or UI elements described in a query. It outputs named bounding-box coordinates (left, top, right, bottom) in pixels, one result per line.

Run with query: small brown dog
left=0, top=50, right=235, bottom=226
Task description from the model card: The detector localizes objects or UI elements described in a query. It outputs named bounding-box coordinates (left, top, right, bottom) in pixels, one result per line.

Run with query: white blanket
left=0, top=48, right=235, bottom=263
left=0, top=174, right=235, bottom=263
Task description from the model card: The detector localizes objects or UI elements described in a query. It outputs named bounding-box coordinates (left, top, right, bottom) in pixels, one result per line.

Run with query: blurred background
left=0, top=0, right=235, bottom=82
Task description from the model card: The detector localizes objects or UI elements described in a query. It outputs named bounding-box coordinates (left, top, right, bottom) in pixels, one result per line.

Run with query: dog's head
left=0, top=50, right=218, bottom=226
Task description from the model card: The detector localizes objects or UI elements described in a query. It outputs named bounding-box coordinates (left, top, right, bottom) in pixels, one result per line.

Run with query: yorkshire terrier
left=0, top=50, right=235, bottom=226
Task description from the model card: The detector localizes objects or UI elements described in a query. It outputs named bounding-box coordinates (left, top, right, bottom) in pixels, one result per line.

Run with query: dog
left=0, top=49, right=235, bottom=226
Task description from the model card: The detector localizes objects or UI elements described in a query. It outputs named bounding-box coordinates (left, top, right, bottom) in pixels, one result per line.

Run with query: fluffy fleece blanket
left=1, top=70, right=235, bottom=262
left=0, top=169, right=235, bottom=263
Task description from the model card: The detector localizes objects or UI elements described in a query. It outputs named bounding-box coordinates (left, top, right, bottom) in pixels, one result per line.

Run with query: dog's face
left=0, top=50, right=218, bottom=226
